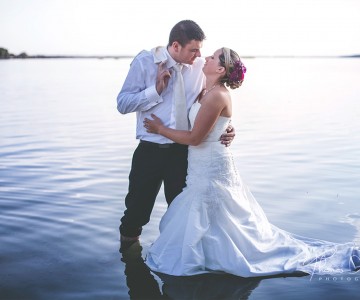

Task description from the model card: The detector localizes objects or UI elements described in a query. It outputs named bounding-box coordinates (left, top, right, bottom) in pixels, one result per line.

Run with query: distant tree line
left=0, top=47, right=28, bottom=59
left=2, top=46, right=358, bottom=60
left=0, top=47, right=135, bottom=59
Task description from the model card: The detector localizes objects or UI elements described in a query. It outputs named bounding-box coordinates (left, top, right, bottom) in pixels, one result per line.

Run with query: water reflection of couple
left=121, top=241, right=262, bottom=299
left=117, top=20, right=359, bottom=279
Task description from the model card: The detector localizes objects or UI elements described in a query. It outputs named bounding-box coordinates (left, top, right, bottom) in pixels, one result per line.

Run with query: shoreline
left=1, top=54, right=359, bottom=60
left=1, top=47, right=359, bottom=60
left=0, top=55, right=135, bottom=60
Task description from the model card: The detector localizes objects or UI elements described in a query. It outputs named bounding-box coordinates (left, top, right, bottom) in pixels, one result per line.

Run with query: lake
left=1, top=57, right=359, bottom=299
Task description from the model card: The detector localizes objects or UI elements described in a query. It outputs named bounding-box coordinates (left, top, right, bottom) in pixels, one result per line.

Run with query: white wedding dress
left=145, top=101, right=359, bottom=277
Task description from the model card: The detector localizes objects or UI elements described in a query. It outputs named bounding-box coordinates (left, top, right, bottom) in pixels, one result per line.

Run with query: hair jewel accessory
left=229, top=61, right=246, bottom=83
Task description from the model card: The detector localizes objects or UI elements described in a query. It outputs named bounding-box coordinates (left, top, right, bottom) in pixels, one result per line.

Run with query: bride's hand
left=144, top=114, right=164, bottom=134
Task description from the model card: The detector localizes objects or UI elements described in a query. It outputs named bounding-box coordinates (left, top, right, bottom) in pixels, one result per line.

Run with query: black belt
left=140, top=140, right=186, bottom=149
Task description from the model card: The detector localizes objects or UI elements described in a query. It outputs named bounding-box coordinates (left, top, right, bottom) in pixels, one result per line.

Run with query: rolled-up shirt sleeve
left=117, top=57, right=163, bottom=114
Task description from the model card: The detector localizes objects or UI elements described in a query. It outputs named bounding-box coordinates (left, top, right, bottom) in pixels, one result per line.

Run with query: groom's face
left=177, top=40, right=203, bottom=65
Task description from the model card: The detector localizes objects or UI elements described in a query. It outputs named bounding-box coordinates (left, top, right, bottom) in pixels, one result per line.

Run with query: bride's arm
left=144, top=95, right=226, bottom=146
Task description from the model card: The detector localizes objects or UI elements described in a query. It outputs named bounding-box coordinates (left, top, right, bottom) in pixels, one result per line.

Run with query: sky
left=1, top=0, right=360, bottom=57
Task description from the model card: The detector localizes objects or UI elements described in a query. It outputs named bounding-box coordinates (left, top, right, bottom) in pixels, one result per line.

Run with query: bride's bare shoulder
left=202, top=88, right=230, bottom=107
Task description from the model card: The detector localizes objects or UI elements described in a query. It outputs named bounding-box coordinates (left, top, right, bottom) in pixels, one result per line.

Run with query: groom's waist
left=139, top=140, right=187, bottom=149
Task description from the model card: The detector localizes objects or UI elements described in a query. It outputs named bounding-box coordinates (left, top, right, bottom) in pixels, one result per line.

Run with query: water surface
left=0, top=58, right=359, bottom=299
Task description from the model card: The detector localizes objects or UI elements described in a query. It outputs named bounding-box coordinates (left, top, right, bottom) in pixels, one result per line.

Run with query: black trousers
left=120, top=140, right=188, bottom=237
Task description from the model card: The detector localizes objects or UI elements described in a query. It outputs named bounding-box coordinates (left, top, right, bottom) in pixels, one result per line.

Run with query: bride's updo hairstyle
left=219, top=47, right=246, bottom=89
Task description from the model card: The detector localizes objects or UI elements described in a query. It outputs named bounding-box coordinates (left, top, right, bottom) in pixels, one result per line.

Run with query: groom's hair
left=168, top=20, right=206, bottom=47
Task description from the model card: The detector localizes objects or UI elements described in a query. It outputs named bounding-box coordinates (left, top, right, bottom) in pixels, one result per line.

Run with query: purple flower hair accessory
left=229, top=61, right=246, bottom=83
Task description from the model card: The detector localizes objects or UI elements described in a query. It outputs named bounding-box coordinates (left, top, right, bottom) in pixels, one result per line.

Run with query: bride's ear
left=217, top=66, right=226, bottom=75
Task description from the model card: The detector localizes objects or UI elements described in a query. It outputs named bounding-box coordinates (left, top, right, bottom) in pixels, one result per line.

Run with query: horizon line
left=2, top=54, right=360, bottom=60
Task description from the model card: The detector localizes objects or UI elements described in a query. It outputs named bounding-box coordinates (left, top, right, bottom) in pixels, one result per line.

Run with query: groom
left=116, top=20, right=234, bottom=250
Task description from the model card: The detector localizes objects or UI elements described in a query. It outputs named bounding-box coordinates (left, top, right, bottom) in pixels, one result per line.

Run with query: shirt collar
left=151, top=46, right=189, bottom=70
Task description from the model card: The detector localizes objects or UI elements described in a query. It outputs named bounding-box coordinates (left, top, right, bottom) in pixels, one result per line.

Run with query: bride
left=143, top=47, right=359, bottom=277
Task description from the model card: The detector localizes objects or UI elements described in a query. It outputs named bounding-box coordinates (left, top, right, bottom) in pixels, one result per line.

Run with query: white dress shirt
left=117, top=46, right=206, bottom=144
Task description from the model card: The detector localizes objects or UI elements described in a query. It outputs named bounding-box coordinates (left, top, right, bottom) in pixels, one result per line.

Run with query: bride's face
left=203, top=48, right=222, bottom=74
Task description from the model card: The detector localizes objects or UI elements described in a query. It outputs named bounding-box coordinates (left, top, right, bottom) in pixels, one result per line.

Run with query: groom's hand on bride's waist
left=220, top=125, right=235, bottom=147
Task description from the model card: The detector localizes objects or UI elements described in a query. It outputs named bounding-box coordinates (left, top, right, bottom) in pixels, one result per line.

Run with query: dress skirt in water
left=145, top=101, right=359, bottom=277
